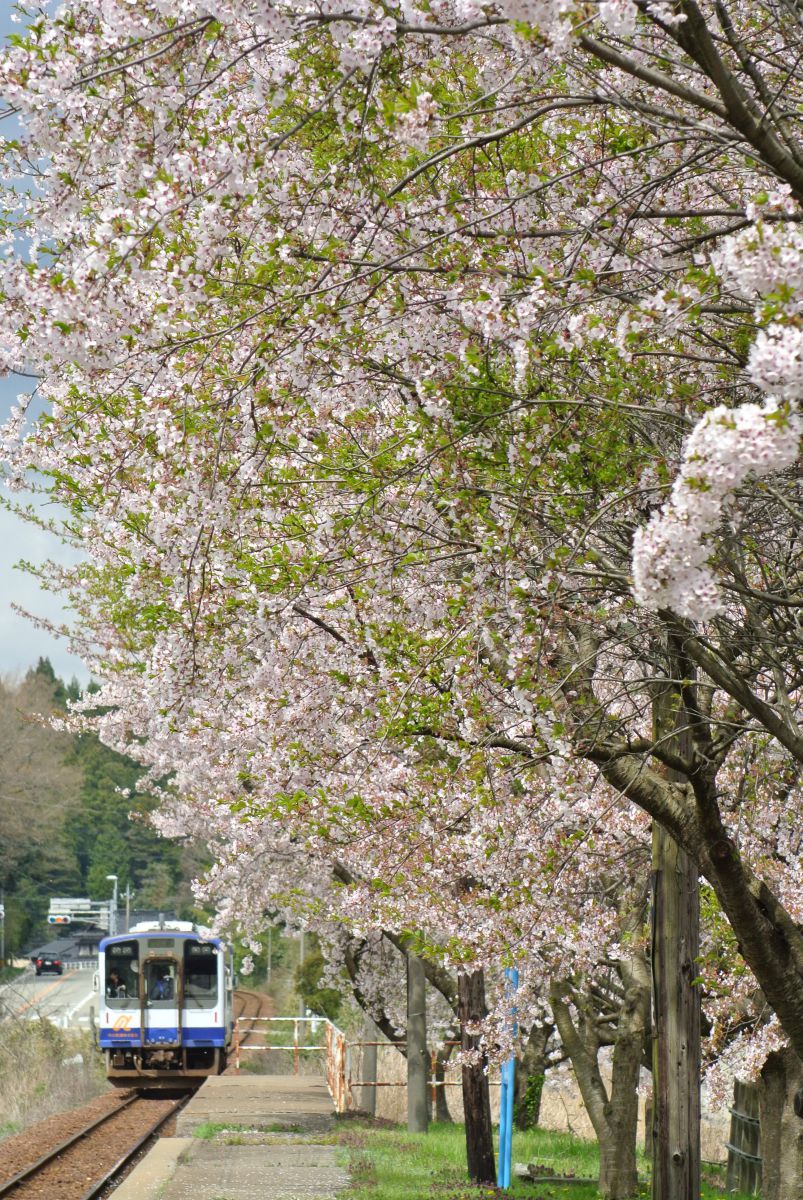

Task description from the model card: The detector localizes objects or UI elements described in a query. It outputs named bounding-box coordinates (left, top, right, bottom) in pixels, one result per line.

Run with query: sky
left=1, top=1, right=89, bottom=683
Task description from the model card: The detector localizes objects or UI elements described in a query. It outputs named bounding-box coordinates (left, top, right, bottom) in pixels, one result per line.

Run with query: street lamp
left=106, top=875, right=118, bottom=937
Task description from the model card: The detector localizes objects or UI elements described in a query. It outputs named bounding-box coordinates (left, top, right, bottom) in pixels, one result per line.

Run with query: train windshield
left=104, top=940, right=139, bottom=1005
left=184, top=939, right=218, bottom=1009
left=145, top=959, right=176, bottom=1003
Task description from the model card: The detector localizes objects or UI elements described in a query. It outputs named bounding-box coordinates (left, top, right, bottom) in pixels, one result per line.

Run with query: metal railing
left=232, top=1018, right=492, bottom=1114
left=233, top=1015, right=353, bottom=1109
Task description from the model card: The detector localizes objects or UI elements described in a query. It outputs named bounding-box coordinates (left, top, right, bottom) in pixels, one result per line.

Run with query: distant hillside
left=0, top=658, right=207, bottom=957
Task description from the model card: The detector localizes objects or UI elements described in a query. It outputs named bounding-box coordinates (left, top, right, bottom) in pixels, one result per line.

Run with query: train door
left=142, top=956, right=181, bottom=1047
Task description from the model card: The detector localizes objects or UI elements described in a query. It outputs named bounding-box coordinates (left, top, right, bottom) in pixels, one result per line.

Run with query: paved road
left=0, top=967, right=99, bottom=1029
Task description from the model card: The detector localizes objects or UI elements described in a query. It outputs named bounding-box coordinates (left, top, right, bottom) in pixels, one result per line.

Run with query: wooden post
left=407, top=953, right=429, bottom=1133
left=651, top=826, right=701, bottom=1200
left=652, top=648, right=700, bottom=1200
left=651, top=664, right=701, bottom=1200
left=362, top=1017, right=377, bottom=1116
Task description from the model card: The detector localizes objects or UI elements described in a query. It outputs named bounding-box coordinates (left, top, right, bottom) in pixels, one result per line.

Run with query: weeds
left=192, top=1120, right=306, bottom=1143
left=0, top=1015, right=106, bottom=1137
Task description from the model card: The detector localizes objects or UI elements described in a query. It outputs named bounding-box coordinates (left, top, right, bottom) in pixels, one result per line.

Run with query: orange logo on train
left=112, top=1015, right=133, bottom=1032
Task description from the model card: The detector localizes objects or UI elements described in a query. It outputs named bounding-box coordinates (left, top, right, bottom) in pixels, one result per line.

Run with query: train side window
left=184, top=941, right=218, bottom=1009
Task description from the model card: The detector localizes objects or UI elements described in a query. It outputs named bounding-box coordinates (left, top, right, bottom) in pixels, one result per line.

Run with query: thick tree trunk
left=550, top=957, right=648, bottom=1200
left=407, top=953, right=429, bottom=1134
left=598, top=1139, right=641, bottom=1200
left=457, top=968, right=496, bottom=1184
left=572, top=616, right=803, bottom=1072
left=759, top=1048, right=803, bottom=1200
left=597, top=747, right=803, bottom=1064
left=514, top=1021, right=553, bottom=1129
left=607, top=953, right=651, bottom=1200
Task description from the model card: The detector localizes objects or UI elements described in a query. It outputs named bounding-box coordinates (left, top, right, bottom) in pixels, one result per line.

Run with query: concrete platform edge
left=112, top=1136, right=195, bottom=1199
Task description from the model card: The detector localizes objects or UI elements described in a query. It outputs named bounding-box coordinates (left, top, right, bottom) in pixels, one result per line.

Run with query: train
left=97, top=920, right=235, bottom=1088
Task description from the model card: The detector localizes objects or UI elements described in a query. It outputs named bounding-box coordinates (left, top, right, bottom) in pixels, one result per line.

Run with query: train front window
left=146, top=960, right=176, bottom=1004
left=184, top=940, right=218, bottom=1009
left=105, top=940, right=138, bottom=1005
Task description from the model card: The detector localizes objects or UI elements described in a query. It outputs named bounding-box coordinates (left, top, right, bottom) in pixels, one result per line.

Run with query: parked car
left=35, top=955, right=63, bottom=976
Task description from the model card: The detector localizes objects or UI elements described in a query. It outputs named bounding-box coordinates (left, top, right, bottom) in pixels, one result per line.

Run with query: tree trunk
left=457, top=968, right=495, bottom=1184
left=759, top=1047, right=803, bottom=1200
left=514, top=1021, right=553, bottom=1129
left=431, top=1043, right=454, bottom=1123
left=407, top=953, right=428, bottom=1134
left=596, top=745, right=803, bottom=1064
left=550, top=958, right=648, bottom=1200
left=598, top=1139, right=641, bottom=1200
left=605, top=953, right=651, bottom=1200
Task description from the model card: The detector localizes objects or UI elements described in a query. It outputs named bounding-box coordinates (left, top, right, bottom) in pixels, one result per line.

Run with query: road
left=0, top=966, right=99, bottom=1030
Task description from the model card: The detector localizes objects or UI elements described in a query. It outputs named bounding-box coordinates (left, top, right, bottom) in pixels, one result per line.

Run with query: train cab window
left=184, top=940, right=218, bottom=1009
left=105, top=941, right=139, bottom=1005
left=146, top=961, right=176, bottom=1003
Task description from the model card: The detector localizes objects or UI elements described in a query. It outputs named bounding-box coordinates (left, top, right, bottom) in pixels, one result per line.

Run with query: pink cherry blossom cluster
left=632, top=401, right=803, bottom=619
left=632, top=210, right=803, bottom=619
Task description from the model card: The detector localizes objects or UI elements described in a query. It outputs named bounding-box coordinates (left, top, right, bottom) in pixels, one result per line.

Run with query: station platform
left=114, top=1075, right=349, bottom=1200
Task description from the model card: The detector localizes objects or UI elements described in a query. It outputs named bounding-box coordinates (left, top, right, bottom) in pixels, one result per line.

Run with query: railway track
left=0, top=1092, right=187, bottom=1200
left=233, top=987, right=271, bottom=1046
left=234, top=986, right=269, bottom=1017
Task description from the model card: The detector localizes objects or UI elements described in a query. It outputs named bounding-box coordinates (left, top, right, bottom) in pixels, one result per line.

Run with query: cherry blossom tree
left=1, top=0, right=802, bottom=1168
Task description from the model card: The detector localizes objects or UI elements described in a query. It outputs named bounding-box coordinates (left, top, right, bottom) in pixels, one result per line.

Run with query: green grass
left=193, top=1121, right=250, bottom=1140
left=332, top=1119, right=736, bottom=1200
left=192, top=1120, right=304, bottom=1141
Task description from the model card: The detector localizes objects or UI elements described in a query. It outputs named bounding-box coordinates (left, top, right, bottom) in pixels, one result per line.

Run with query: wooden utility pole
left=651, top=669, right=701, bottom=1200
left=407, top=953, right=429, bottom=1133
left=651, top=825, right=701, bottom=1199
left=362, top=1016, right=378, bottom=1117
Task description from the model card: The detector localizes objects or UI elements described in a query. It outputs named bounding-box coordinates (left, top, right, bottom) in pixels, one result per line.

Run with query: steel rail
left=0, top=1093, right=141, bottom=1196
left=234, top=987, right=268, bottom=1046
left=78, top=1096, right=187, bottom=1200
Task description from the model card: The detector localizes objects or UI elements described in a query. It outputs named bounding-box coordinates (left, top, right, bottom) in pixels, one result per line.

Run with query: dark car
left=35, top=955, right=63, bottom=976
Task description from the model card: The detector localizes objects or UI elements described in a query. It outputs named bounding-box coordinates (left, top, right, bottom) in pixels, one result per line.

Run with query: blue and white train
left=98, top=921, right=234, bottom=1088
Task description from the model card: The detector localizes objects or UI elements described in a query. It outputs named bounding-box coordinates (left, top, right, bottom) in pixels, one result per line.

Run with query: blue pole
left=497, top=967, right=519, bottom=1189
left=497, top=1060, right=509, bottom=1188
left=504, top=1048, right=516, bottom=1185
